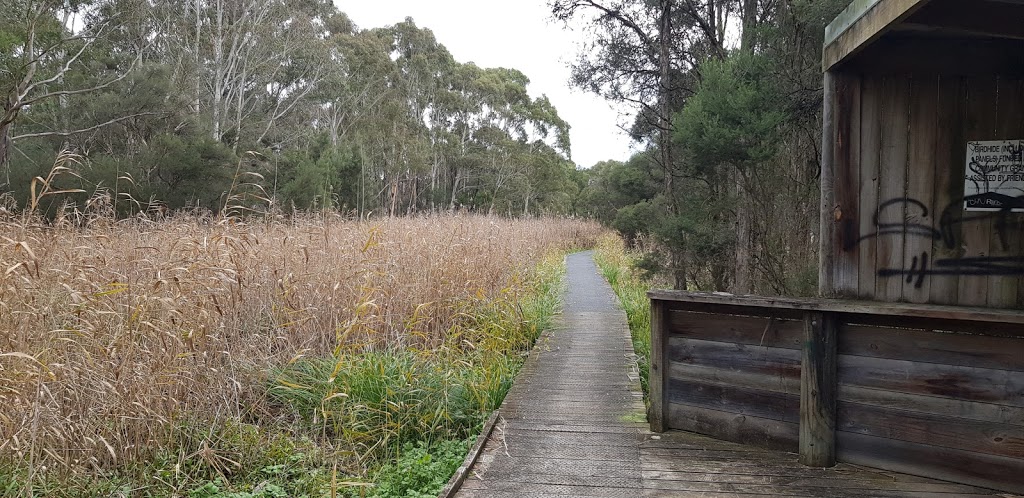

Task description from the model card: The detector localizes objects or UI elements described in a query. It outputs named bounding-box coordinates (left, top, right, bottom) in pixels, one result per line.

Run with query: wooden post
left=800, top=311, right=837, bottom=467
left=819, top=71, right=837, bottom=297
left=649, top=299, right=669, bottom=432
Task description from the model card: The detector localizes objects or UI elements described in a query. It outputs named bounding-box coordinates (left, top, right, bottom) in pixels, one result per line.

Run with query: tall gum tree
left=551, top=0, right=732, bottom=288
left=0, top=0, right=144, bottom=171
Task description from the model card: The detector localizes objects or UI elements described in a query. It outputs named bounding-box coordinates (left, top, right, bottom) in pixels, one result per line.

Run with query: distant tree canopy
left=1, top=0, right=579, bottom=218
left=561, top=0, right=848, bottom=295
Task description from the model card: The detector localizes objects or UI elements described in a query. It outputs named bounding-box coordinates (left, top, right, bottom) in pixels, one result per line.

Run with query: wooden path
left=453, top=252, right=1002, bottom=497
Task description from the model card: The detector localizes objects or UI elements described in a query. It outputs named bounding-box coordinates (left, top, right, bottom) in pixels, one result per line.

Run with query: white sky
left=333, top=0, right=638, bottom=168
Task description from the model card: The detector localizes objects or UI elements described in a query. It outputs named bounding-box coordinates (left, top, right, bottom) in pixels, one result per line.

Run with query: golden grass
left=0, top=213, right=604, bottom=481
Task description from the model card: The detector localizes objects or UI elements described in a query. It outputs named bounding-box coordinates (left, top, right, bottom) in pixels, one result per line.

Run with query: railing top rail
left=647, top=290, right=1024, bottom=326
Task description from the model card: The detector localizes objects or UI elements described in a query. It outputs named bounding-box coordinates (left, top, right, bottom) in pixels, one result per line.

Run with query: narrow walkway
left=456, top=251, right=646, bottom=497
left=455, top=252, right=1000, bottom=497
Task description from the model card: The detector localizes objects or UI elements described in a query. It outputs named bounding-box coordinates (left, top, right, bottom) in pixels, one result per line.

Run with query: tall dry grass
left=0, top=212, right=603, bottom=486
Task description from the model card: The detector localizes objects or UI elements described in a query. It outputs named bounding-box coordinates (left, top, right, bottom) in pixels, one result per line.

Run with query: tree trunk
left=389, top=176, right=398, bottom=217
left=735, top=172, right=752, bottom=293
left=658, top=1, right=686, bottom=289
left=194, top=0, right=203, bottom=115
left=741, top=0, right=758, bottom=52
left=449, top=169, right=461, bottom=210
left=212, top=0, right=225, bottom=141
left=734, top=0, right=758, bottom=294
left=659, top=2, right=674, bottom=208
left=0, top=120, right=11, bottom=171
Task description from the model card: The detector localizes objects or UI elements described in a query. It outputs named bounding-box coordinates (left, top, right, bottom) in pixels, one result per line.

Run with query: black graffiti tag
left=844, top=196, right=1024, bottom=288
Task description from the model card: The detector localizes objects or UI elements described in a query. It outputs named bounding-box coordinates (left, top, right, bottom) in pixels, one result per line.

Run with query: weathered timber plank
left=464, top=472, right=638, bottom=490
left=833, top=72, right=862, bottom=296
left=661, top=299, right=805, bottom=320
left=651, top=299, right=668, bottom=432
left=669, top=360, right=801, bottom=395
left=500, top=400, right=640, bottom=414
left=639, top=458, right=939, bottom=483
left=822, top=0, right=929, bottom=71
left=641, top=452, right=927, bottom=479
left=648, top=290, right=1024, bottom=325
left=930, top=75, right=966, bottom=305
left=1018, top=82, right=1024, bottom=311
left=858, top=74, right=883, bottom=298
left=667, top=403, right=799, bottom=452
left=844, top=37, right=1024, bottom=77
left=642, top=448, right=794, bottom=460
left=667, top=310, right=803, bottom=349
left=840, top=323, right=1024, bottom=371
left=495, top=443, right=642, bottom=462
left=667, top=337, right=802, bottom=381
left=905, top=0, right=1024, bottom=41
left=640, top=430, right=768, bottom=451
left=642, top=491, right=816, bottom=498
left=496, top=429, right=641, bottom=448
left=821, top=71, right=838, bottom=296
left=666, top=377, right=800, bottom=423
left=824, top=0, right=884, bottom=46
left=461, top=480, right=640, bottom=497
left=459, top=492, right=621, bottom=498
left=903, top=75, right=939, bottom=303
left=837, top=353, right=1024, bottom=407
left=493, top=411, right=638, bottom=424
left=800, top=311, right=838, bottom=467
left=958, top=76, right=998, bottom=306
left=641, top=470, right=980, bottom=491
left=837, top=430, right=1024, bottom=494
left=497, top=391, right=637, bottom=402
left=991, top=77, right=1024, bottom=308
left=839, top=312, right=1024, bottom=337
left=643, top=478, right=988, bottom=497
left=497, top=421, right=642, bottom=434
left=839, top=384, right=1024, bottom=427
left=474, top=454, right=640, bottom=476
left=839, top=400, right=1024, bottom=458
left=875, top=75, right=911, bottom=302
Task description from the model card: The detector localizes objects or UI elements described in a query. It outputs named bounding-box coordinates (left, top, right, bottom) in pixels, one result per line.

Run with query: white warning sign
left=964, top=139, right=1024, bottom=211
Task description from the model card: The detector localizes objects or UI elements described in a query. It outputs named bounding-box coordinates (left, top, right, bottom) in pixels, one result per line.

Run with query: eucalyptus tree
left=559, top=0, right=848, bottom=294
left=0, top=0, right=585, bottom=217
left=550, top=0, right=735, bottom=288
left=146, top=0, right=332, bottom=149
left=0, top=0, right=146, bottom=171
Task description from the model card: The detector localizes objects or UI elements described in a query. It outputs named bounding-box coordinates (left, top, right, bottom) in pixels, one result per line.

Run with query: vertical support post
left=819, top=71, right=837, bottom=297
left=800, top=311, right=837, bottom=467
left=649, top=299, right=669, bottom=432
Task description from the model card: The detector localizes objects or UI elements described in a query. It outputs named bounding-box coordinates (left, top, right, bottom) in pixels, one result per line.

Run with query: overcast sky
left=333, top=0, right=638, bottom=168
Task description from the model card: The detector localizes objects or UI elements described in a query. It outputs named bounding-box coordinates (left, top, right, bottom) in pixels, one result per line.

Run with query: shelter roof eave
left=823, top=0, right=931, bottom=72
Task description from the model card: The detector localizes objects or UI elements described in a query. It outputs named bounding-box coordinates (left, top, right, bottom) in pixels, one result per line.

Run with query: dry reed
left=0, top=212, right=604, bottom=485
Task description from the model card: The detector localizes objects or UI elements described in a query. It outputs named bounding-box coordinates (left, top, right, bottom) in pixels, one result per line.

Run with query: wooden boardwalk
left=453, top=252, right=1003, bottom=497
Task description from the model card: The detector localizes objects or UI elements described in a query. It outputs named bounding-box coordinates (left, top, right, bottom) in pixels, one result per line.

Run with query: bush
left=370, top=439, right=469, bottom=498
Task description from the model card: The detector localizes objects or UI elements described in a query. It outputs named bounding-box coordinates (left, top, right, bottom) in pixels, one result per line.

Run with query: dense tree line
left=561, top=0, right=848, bottom=296
left=1, top=0, right=579, bottom=217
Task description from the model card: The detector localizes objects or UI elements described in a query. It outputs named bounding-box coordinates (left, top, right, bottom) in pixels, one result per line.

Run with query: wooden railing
left=648, top=290, right=1024, bottom=493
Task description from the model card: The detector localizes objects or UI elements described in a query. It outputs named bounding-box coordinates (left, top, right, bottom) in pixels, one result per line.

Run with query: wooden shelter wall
left=664, top=309, right=802, bottom=453
left=836, top=321, right=1024, bottom=492
left=826, top=70, right=1024, bottom=308
left=653, top=297, right=1024, bottom=493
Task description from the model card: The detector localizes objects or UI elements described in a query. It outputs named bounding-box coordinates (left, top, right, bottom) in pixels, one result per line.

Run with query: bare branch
left=22, top=43, right=147, bottom=108
left=13, top=113, right=161, bottom=140
left=555, top=0, right=656, bottom=52
left=19, top=21, right=112, bottom=103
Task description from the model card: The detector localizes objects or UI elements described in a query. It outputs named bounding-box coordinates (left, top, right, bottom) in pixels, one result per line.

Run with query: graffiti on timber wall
left=844, top=197, right=1024, bottom=288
